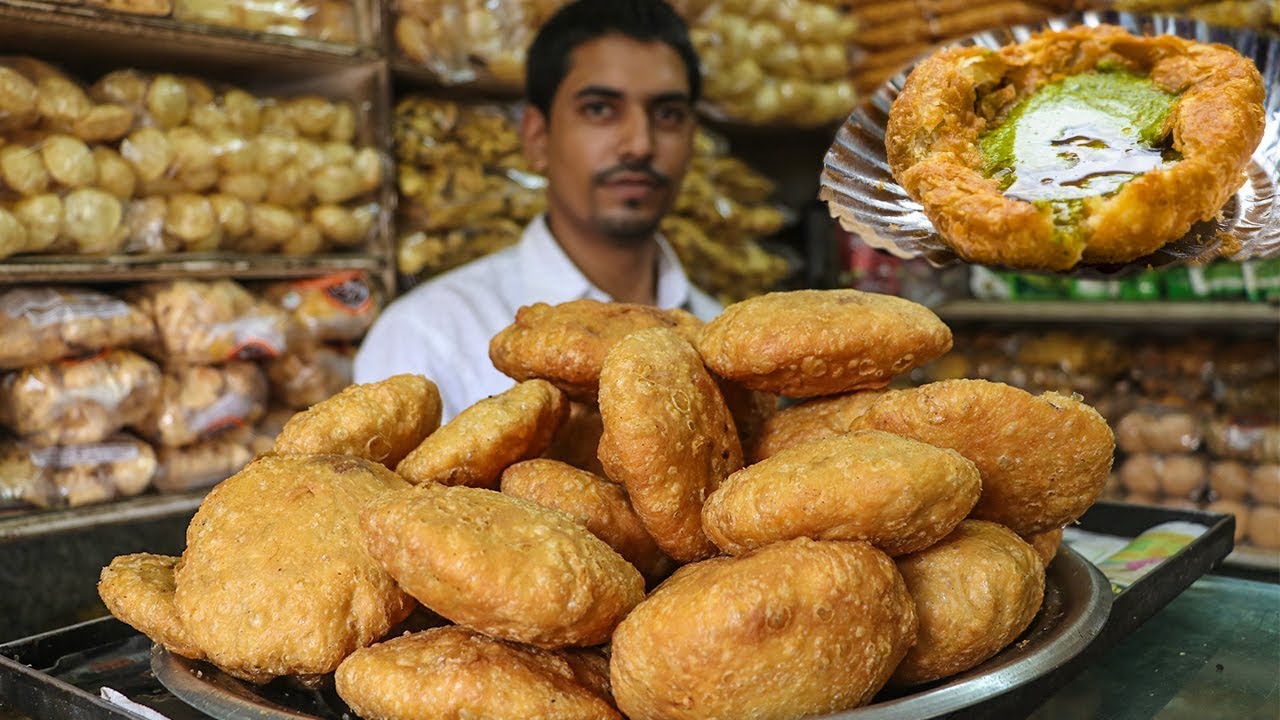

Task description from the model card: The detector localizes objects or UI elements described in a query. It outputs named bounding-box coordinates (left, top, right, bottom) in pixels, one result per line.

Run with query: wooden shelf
left=0, top=490, right=204, bottom=543
left=0, top=253, right=389, bottom=285
left=933, top=300, right=1280, bottom=325
left=0, top=0, right=379, bottom=68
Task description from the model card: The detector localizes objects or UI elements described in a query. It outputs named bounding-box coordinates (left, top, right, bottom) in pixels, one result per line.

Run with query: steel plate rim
left=812, top=544, right=1113, bottom=720
left=151, top=646, right=325, bottom=720
left=820, top=10, right=1280, bottom=274
left=149, top=545, right=1110, bottom=720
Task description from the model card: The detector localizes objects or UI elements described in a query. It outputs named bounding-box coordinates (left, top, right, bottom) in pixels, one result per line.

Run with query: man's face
left=523, top=34, right=696, bottom=245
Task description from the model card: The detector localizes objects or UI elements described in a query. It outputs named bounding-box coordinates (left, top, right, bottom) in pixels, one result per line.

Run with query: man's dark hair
left=525, top=0, right=701, bottom=118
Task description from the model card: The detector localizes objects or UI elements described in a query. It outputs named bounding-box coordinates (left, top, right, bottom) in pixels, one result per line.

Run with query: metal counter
left=1030, top=573, right=1279, bottom=720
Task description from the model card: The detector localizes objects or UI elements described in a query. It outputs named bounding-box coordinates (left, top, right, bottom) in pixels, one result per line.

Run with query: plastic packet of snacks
left=0, top=432, right=157, bottom=509
left=0, top=286, right=156, bottom=369
left=0, top=349, right=162, bottom=447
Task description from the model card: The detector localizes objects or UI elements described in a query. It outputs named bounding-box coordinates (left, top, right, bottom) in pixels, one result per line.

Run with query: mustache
left=593, top=163, right=670, bottom=187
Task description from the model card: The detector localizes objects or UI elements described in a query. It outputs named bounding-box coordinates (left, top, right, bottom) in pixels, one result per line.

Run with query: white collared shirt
left=354, top=215, right=722, bottom=421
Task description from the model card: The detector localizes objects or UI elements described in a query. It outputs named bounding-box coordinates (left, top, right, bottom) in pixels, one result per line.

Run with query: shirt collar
left=518, top=214, right=694, bottom=311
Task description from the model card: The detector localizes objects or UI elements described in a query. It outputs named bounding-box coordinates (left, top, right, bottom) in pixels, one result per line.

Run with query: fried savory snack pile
left=99, top=290, right=1116, bottom=720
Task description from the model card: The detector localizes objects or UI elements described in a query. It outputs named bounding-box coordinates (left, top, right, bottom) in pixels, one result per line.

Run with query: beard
left=590, top=162, right=673, bottom=246
left=592, top=202, right=664, bottom=245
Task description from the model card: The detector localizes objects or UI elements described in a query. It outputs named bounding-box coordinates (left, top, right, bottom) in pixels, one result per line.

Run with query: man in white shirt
left=355, top=0, right=720, bottom=420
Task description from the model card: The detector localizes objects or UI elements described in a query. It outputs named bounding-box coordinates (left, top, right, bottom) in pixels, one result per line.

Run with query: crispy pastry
left=611, top=538, right=917, bottom=720
left=885, top=24, right=1266, bottom=269
left=99, top=554, right=205, bottom=660
left=335, top=626, right=621, bottom=720
left=749, top=389, right=887, bottom=462
left=361, top=483, right=644, bottom=649
left=851, top=379, right=1115, bottom=536
left=489, top=299, right=704, bottom=403
left=166, top=454, right=413, bottom=683
left=697, top=289, right=952, bottom=398
left=395, top=379, right=566, bottom=488
left=598, top=327, right=742, bottom=562
left=703, top=430, right=981, bottom=556
left=500, top=458, right=673, bottom=583
left=271, top=374, right=442, bottom=469
left=891, top=520, right=1045, bottom=686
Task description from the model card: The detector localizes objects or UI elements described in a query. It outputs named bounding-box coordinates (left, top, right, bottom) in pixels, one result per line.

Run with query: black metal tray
left=0, top=502, right=1235, bottom=720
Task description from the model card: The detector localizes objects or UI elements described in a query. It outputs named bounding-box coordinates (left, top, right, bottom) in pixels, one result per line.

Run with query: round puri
left=174, top=454, right=414, bottom=683
left=501, top=458, right=672, bottom=582
left=271, top=374, right=441, bottom=469
left=361, top=483, right=644, bottom=648
left=750, top=389, right=888, bottom=463
left=395, top=379, right=567, bottom=488
left=335, top=626, right=620, bottom=720
left=611, top=538, right=917, bottom=720
left=891, top=520, right=1045, bottom=686
left=489, top=299, right=704, bottom=403
left=697, top=289, right=952, bottom=398
left=98, top=553, right=203, bottom=659
left=1023, top=526, right=1065, bottom=567
left=852, top=379, right=1114, bottom=535
left=544, top=401, right=606, bottom=475
left=704, top=430, right=980, bottom=556
left=598, top=327, right=742, bottom=562
left=885, top=24, right=1265, bottom=269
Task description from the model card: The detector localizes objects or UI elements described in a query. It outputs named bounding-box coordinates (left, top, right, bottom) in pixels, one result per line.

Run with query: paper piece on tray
left=100, top=686, right=172, bottom=720
left=1066, top=521, right=1211, bottom=593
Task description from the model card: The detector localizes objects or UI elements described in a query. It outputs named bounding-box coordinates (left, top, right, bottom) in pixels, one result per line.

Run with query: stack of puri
left=98, top=288, right=1115, bottom=720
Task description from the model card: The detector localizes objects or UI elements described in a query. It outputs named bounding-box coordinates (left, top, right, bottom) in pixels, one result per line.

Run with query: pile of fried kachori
left=99, top=288, right=1115, bottom=720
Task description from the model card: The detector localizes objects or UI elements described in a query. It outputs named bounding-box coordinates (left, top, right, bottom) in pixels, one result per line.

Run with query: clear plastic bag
left=392, top=0, right=559, bottom=86
left=172, top=0, right=359, bottom=43
left=261, top=271, right=379, bottom=343
left=152, top=432, right=254, bottom=493
left=135, top=361, right=268, bottom=447
left=0, top=287, right=156, bottom=370
left=265, top=344, right=353, bottom=409
left=0, top=349, right=162, bottom=447
left=0, top=432, right=157, bottom=509
left=128, top=279, right=291, bottom=365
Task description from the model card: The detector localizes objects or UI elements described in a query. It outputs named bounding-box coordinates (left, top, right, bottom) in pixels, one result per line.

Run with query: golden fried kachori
left=610, top=538, right=917, bottom=720
left=696, top=290, right=952, bottom=398
left=851, top=379, right=1114, bottom=536
left=703, top=430, right=981, bottom=556
left=1024, top=526, right=1066, bottom=567
left=270, top=373, right=441, bottom=469
left=542, top=400, right=606, bottom=475
left=335, top=626, right=620, bottom=720
left=98, top=553, right=204, bottom=660
left=500, top=458, right=673, bottom=583
left=173, top=454, right=415, bottom=683
left=749, top=389, right=888, bottom=462
left=891, top=520, right=1046, bottom=687
left=395, top=379, right=567, bottom=488
left=361, top=483, right=644, bottom=649
left=598, top=326, right=742, bottom=563
left=489, top=299, right=704, bottom=403
left=886, top=24, right=1266, bottom=269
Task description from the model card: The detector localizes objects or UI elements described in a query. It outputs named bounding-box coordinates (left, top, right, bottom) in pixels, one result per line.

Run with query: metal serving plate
left=819, top=11, right=1280, bottom=275
left=147, top=545, right=1111, bottom=720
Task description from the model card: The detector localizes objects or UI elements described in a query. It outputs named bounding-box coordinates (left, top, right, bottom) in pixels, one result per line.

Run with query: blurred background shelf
left=933, top=300, right=1280, bottom=326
